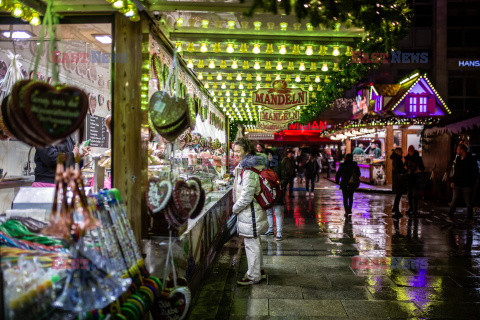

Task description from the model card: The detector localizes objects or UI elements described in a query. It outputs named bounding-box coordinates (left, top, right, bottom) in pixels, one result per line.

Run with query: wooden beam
left=149, top=1, right=252, bottom=13
left=19, top=0, right=46, bottom=14
left=112, top=13, right=146, bottom=245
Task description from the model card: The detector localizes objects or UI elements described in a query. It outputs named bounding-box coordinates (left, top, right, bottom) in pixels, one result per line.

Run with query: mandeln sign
left=259, top=108, right=300, bottom=124
left=253, top=80, right=309, bottom=110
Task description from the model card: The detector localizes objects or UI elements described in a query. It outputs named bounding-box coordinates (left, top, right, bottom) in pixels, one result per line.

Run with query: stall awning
left=423, top=116, right=480, bottom=136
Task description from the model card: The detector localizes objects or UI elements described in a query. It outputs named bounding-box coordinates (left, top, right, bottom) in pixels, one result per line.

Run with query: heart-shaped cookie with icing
left=146, top=178, right=173, bottom=216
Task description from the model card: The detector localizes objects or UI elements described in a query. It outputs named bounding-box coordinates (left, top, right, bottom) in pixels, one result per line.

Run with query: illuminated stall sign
left=253, top=80, right=309, bottom=110
left=259, top=108, right=300, bottom=124
left=257, top=121, right=288, bottom=132
left=288, top=121, right=327, bottom=131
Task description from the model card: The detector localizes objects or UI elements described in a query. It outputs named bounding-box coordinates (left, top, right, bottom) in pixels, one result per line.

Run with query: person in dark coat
left=296, top=149, right=308, bottom=184
left=335, top=153, right=360, bottom=215
left=281, top=149, right=296, bottom=197
left=449, top=144, right=479, bottom=220
left=391, top=147, right=407, bottom=216
left=305, top=154, right=320, bottom=196
left=33, top=136, right=86, bottom=187
left=404, top=145, right=425, bottom=215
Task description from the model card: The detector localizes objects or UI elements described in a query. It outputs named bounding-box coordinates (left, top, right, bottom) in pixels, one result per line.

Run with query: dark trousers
left=283, top=176, right=295, bottom=195
left=393, top=194, right=402, bottom=212
left=342, top=188, right=354, bottom=214
left=449, top=187, right=473, bottom=217
left=305, top=176, right=316, bottom=192
left=407, top=184, right=419, bottom=213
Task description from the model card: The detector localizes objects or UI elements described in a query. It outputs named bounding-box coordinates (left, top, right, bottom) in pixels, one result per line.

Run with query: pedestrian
left=448, top=144, right=479, bottom=220
left=296, top=149, right=307, bottom=184
left=404, top=145, right=425, bottom=216
left=232, top=137, right=268, bottom=285
left=282, top=149, right=296, bottom=197
left=390, top=147, right=407, bottom=216
left=305, top=154, right=320, bottom=196
left=352, top=144, right=365, bottom=155
left=264, top=148, right=284, bottom=241
left=316, top=153, right=323, bottom=182
left=335, top=153, right=360, bottom=215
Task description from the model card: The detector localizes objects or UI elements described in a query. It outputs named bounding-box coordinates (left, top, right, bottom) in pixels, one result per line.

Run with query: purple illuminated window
left=419, top=97, right=427, bottom=113
left=409, top=96, right=417, bottom=113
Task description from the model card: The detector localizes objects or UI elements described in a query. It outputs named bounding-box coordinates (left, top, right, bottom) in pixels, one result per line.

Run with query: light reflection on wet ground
left=189, top=178, right=480, bottom=319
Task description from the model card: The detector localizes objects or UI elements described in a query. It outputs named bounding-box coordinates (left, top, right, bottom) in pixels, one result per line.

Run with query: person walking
left=282, top=149, right=296, bottom=197
left=305, top=154, right=320, bottom=196
left=316, top=153, right=323, bottom=182
left=232, top=138, right=268, bottom=285
left=296, top=149, right=307, bottom=184
left=404, top=145, right=425, bottom=216
left=335, top=153, right=360, bottom=215
left=390, top=147, right=407, bottom=216
left=264, top=149, right=284, bottom=241
left=449, top=144, right=479, bottom=220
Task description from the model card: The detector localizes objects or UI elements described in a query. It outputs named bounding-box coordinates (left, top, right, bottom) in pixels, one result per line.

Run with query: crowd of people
left=231, top=137, right=479, bottom=286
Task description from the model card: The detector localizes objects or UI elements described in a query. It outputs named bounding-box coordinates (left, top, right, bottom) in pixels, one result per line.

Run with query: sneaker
left=237, top=277, right=260, bottom=285
left=261, top=269, right=266, bottom=279
left=263, top=231, right=274, bottom=236
left=276, top=236, right=283, bottom=241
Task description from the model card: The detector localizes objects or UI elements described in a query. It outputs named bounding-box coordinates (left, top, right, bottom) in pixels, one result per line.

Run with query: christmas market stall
left=323, top=72, right=450, bottom=185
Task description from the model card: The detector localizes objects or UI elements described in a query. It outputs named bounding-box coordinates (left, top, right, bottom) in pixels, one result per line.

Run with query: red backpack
left=241, top=168, right=281, bottom=210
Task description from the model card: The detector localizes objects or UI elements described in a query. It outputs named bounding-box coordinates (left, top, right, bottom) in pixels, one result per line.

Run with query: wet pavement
left=188, top=177, right=480, bottom=319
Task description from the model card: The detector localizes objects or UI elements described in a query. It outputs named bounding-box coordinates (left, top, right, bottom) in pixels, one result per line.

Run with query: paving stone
left=269, top=299, right=347, bottom=317
left=341, top=300, right=423, bottom=318
left=230, top=298, right=269, bottom=316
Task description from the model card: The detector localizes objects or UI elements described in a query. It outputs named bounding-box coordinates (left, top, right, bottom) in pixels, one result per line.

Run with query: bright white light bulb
left=305, top=45, right=313, bottom=56
left=322, top=63, right=328, bottom=72
left=295, top=75, right=301, bottom=82
left=200, top=43, right=208, bottom=52
left=221, top=83, right=226, bottom=89
left=332, top=46, right=340, bottom=56
left=217, top=73, right=222, bottom=80
left=226, top=43, right=234, bottom=53
left=276, top=62, right=283, bottom=70
left=315, top=75, right=320, bottom=83
left=279, top=45, right=286, bottom=55
left=231, top=61, right=238, bottom=69
left=187, top=60, right=194, bottom=68
left=253, top=44, right=261, bottom=54
left=299, top=63, right=305, bottom=71
left=239, top=83, right=244, bottom=89
left=256, top=74, right=261, bottom=81
left=254, top=61, right=260, bottom=70
left=236, top=74, right=242, bottom=81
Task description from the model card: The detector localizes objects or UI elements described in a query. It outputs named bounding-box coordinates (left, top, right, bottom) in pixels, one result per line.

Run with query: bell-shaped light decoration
left=333, top=63, right=339, bottom=71
left=213, top=43, right=221, bottom=53
left=332, top=46, right=340, bottom=56
left=207, top=73, right=213, bottom=80
left=315, top=75, right=321, bottom=83
left=299, top=62, right=306, bottom=71
left=280, top=22, right=288, bottom=31
left=256, top=74, right=261, bottom=81
left=254, top=21, right=262, bottom=30
left=295, top=75, right=301, bottom=82
left=256, top=83, right=261, bottom=89
left=279, top=45, right=287, bottom=55
left=266, top=74, right=272, bottom=82
left=187, top=42, right=194, bottom=52
left=240, top=43, right=248, bottom=53
left=308, top=85, right=313, bottom=91
left=204, top=83, right=209, bottom=89
left=246, top=74, right=252, bottom=81
left=345, top=46, right=352, bottom=56
left=226, top=73, right=233, bottom=80
left=252, top=44, right=261, bottom=54
left=231, top=60, right=238, bottom=69
left=239, top=83, right=244, bottom=90
left=221, top=83, right=226, bottom=89
left=266, top=44, right=274, bottom=54
left=226, top=43, right=234, bottom=53
left=198, top=73, right=203, bottom=80
left=198, top=60, right=205, bottom=68
left=217, top=73, right=222, bottom=80
left=276, top=62, right=283, bottom=70
left=310, top=62, right=317, bottom=71
left=230, top=83, right=235, bottom=89
left=208, top=60, right=215, bottom=69
left=305, top=45, right=313, bottom=56
left=265, top=61, right=272, bottom=70
left=319, top=45, right=327, bottom=56
left=254, top=61, right=261, bottom=70
left=321, top=63, right=328, bottom=72
left=285, top=74, right=292, bottom=82
left=176, top=42, right=182, bottom=52
left=324, top=76, right=331, bottom=83
left=200, top=43, right=208, bottom=53
left=187, top=59, right=194, bottom=68
left=243, top=61, right=250, bottom=69
left=236, top=73, right=242, bottom=81
left=275, top=74, right=281, bottom=80
left=305, top=75, right=311, bottom=82
left=292, top=45, right=300, bottom=55
left=247, top=83, right=253, bottom=89
left=287, top=62, right=294, bottom=70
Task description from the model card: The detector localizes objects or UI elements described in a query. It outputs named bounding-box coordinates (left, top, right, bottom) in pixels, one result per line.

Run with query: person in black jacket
left=335, top=153, right=360, bottom=215
left=305, top=154, right=320, bottom=196
left=33, top=136, right=89, bottom=186
left=391, top=148, right=407, bottom=216
left=282, top=149, right=296, bottom=197
left=404, top=145, right=425, bottom=216
left=264, top=148, right=284, bottom=240
left=449, top=144, right=479, bottom=220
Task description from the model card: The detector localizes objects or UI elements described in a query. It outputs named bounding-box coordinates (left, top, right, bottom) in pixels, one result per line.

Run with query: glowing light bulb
left=256, top=84, right=261, bottom=89
left=208, top=60, right=215, bottom=69
left=30, top=12, right=41, bottom=26
left=332, top=46, right=340, bottom=56
left=175, top=42, right=182, bottom=52
left=276, top=62, right=283, bottom=70
left=177, top=18, right=184, bottom=27
left=254, top=61, right=260, bottom=70
left=295, top=75, right=301, bottom=82
left=265, top=61, right=272, bottom=70
left=252, top=44, right=260, bottom=54
left=12, top=4, right=23, bottom=17
left=299, top=63, right=305, bottom=71
left=221, top=83, right=226, bottom=89
left=279, top=45, right=287, bottom=55
left=239, top=83, right=244, bottom=89
left=266, top=74, right=272, bottom=82
left=256, top=74, right=261, bottom=81
left=241, top=91, right=246, bottom=96
left=236, top=74, right=242, bottom=81
left=198, top=60, right=205, bottom=68
left=285, top=75, right=291, bottom=82
left=217, top=73, right=222, bottom=80
left=266, top=44, right=274, bottom=54
left=231, top=61, right=238, bottom=69
left=112, top=0, right=124, bottom=9
left=200, top=43, right=208, bottom=53
left=220, top=60, right=227, bottom=69
left=204, top=83, right=209, bottom=89
left=243, top=61, right=249, bottom=69
left=276, top=74, right=281, bottom=80
left=322, top=63, right=328, bottom=72
left=305, top=45, right=313, bottom=56
left=226, top=43, right=234, bottom=53
left=187, top=60, right=194, bottom=68
left=226, top=91, right=230, bottom=96
left=309, top=85, right=313, bottom=91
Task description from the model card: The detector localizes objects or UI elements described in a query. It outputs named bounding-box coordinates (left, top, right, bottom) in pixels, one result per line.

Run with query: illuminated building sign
left=259, top=108, right=300, bottom=124
left=252, top=80, right=309, bottom=110
left=458, top=60, right=480, bottom=67
left=288, top=121, right=327, bottom=131
left=257, top=121, right=288, bottom=132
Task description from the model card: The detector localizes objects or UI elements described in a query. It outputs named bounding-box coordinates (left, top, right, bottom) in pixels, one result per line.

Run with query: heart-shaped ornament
left=146, top=178, right=173, bottom=215
left=151, top=287, right=191, bottom=320
left=173, top=179, right=201, bottom=220
left=19, top=81, right=88, bottom=145
left=186, top=177, right=205, bottom=219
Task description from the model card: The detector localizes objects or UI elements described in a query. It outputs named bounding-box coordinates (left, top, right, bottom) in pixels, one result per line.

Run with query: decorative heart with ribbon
left=172, top=179, right=202, bottom=220
left=186, top=177, right=205, bottom=219
left=146, top=178, right=172, bottom=216
left=18, top=81, right=88, bottom=145
left=151, top=286, right=191, bottom=320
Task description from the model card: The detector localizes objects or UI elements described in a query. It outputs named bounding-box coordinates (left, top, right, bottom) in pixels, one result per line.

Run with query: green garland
left=241, top=0, right=412, bottom=124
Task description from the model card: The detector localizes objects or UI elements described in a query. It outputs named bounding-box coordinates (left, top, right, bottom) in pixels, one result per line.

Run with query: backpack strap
left=240, top=167, right=261, bottom=179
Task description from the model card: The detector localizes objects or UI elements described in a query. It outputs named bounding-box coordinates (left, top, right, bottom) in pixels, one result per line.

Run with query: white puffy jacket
left=232, top=154, right=268, bottom=238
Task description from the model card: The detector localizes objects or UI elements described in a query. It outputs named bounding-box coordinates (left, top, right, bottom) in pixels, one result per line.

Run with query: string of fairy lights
left=0, top=0, right=41, bottom=26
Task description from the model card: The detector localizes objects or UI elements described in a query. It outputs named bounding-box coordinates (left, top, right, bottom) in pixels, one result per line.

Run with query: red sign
left=252, top=80, right=309, bottom=110
left=288, top=121, right=327, bottom=131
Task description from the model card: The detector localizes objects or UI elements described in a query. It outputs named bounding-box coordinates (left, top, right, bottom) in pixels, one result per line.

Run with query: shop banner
left=252, top=80, right=309, bottom=110
left=257, top=121, right=288, bottom=132
left=259, top=108, right=300, bottom=124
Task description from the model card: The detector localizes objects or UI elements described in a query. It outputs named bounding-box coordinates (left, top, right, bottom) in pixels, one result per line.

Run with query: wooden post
left=345, top=138, right=351, bottom=154
left=401, top=127, right=408, bottom=154
left=112, top=14, right=146, bottom=245
left=385, top=126, right=394, bottom=185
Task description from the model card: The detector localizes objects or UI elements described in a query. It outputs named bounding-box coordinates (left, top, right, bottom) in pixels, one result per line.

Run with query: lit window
left=409, top=96, right=417, bottom=113
left=419, top=96, right=427, bottom=113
